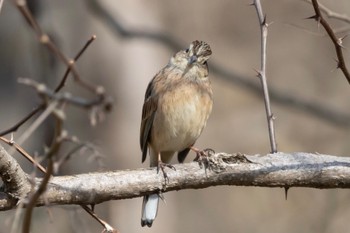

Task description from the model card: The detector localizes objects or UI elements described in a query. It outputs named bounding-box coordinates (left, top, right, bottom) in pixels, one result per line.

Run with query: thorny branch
left=310, top=0, right=350, bottom=84
left=304, top=0, right=350, bottom=24
left=252, top=0, right=277, bottom=153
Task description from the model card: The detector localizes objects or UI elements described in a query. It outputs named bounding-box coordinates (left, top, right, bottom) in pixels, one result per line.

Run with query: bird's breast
left=151, top=81, right=212, bottom=153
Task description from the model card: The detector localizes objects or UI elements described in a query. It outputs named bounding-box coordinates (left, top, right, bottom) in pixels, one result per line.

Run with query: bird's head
left=170, top=40, right=212, bottom=72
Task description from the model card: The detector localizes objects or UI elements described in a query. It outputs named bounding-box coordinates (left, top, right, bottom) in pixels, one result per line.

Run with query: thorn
left=262, top=14, right=267, bottom=26
left=248, top=1, right=255, bottom=6
left=284, top=187, right=289, bottom=200
left=337, top=37, right=345, bottom=48
left=252, top=68, right=262, bottom=78
left=266, top=21, right=274, bottom=28
left=337, top=61, right=341, bottom=69
left=10, top=133, right=14, bottom=145
left=305, top=15, right=318, bottom=20
left=269, top=114, right=276, bottom=121
left=252, top=68, right=259, bottom=75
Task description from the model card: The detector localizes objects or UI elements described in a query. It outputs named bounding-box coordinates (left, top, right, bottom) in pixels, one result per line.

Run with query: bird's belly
left=151, top=88, right=212, bottom=153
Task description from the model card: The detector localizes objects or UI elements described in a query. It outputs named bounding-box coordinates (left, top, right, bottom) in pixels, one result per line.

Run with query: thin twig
left=9, top=101, right=59, bottom=154
left=0, top=105, right=44, bottom=137
left=252, top=0, right=277, bottom=153
left=22, top=153, right=53, bottom=233
left=19, top=78, right=107, bottom=109
left=0, top=34, right=98, bottom=137
left=13, top=0, right=101, bottom=93
left=0, top=137, right=46, bottom=173
left=310, top=0, right=350, bottom=84
left=22, top=103, right=64, bottom=233
left=81, top=205, right=117, bottom=233
left=55, top=35, right=97, bottom=93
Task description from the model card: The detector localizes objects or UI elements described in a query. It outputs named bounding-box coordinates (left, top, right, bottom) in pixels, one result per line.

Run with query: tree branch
left=310, top=0, right=350, bottom=84
left=252, top=0, right=278, bottom=153
left=304, top=0, right=350, bottom=24
left=0, top=145, right=31, bottom=207
left=1, top=151, right=350, bottom=211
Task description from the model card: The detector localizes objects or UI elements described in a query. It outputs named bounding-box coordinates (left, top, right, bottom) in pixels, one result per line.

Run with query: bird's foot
left=157, top=161, right=176, bottom=183
left=191, top=147, right=215, bottom=170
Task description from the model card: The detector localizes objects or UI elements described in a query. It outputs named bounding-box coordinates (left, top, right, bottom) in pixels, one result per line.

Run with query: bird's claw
left=157, top=162, right=176, bottom=183
left=193, top=148, right=215, bottom=169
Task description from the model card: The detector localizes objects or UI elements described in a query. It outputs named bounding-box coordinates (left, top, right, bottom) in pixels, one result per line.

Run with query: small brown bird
left=140, top=40, right=213, bottom=227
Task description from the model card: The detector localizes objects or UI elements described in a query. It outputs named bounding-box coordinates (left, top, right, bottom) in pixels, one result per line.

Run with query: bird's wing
left=140, top=77, right=158, bottom=163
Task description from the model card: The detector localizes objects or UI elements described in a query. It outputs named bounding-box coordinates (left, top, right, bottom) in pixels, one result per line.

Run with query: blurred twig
left=86, top=0, right=350, bottom=127
left=13, top=0, right=101, bottom=93
left=0, top=106, right=43, bottom=137
left=55, top=35, right=97, bottom=92
left=19, top=78, right=109, bottom=109
left=0, top=0, right=3, bottom=14
left=0, top=3, right=102, bottom=137
left=252, top=0, right=277, bottom=153
left=22, top=100, right=64, bottom=233
left=309, top=0, right=350, bottom=84
left=0, top=137, right=46, bottom=173
left=3, top=1, right=116, bottom=232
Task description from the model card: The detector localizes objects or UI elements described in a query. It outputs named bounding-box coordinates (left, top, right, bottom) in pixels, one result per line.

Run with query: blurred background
left=1, top=0, right=350, bottom=232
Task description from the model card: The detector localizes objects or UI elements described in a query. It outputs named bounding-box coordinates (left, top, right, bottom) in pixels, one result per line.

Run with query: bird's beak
left=188, top=55, right=198, bottom=65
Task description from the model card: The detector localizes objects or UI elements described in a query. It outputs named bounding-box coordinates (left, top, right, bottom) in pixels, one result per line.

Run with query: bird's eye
left=185, top=48, right=189, bottom=53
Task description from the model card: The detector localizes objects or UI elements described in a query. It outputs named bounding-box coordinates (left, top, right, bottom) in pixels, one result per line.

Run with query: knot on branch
left=207, top=152, right=253, bottom=173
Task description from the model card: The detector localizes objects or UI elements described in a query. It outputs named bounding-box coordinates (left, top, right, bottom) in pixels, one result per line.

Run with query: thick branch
left=1, top=152, right=350, bottom=211
left=0, top=145, right=30, bottom=203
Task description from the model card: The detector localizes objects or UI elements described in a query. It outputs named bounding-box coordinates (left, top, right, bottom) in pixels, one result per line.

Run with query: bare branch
left=12, top=0, right=101, bottom=94
left=19, top=78, right=110, bottom=109
left=12, top=101, right=59, bottom=152
left=309, top=0, right=350, bottom=84
left=252, top=0, right=278, bottom=153
left=55, top=35, right=97, bottom=93
left=0, top=137, right=46, bottom=173
left=0, top=4, right=104, bottom=138
left=1, top=152, right=350, bottom=210
left=0, top=106, right=44, bottom=137
left=304, top=0, right=350, bottom=24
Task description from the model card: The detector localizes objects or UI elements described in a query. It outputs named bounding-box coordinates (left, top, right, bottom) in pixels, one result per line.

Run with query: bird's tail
left=141, top=194, right=159, bottom=227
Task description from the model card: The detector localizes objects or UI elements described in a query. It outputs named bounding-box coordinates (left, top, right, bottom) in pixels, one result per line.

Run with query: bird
left=140, top=40, right=213, bottom=227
